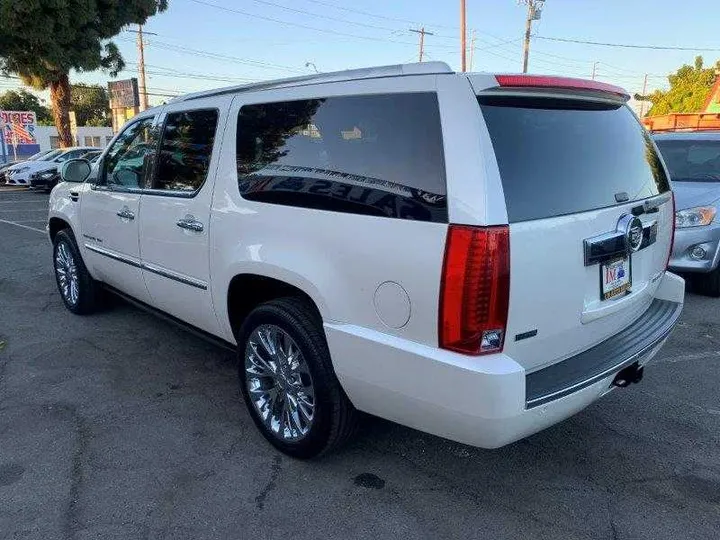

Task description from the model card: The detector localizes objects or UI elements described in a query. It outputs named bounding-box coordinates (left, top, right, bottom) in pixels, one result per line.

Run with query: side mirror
left=60, top=159, right=91, bottom=183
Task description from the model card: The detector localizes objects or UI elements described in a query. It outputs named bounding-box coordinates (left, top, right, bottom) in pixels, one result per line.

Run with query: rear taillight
left=439, top=225, right=510, bottom=355
left=666, top=192, right=676, bottom=270
left=495, top=74, right=629, bottom=100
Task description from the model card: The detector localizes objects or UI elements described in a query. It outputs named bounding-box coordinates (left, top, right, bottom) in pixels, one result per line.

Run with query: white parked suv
left=48, top=63, right=684, bottom=458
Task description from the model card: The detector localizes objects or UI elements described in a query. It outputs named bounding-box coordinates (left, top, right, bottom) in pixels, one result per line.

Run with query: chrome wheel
left=244, top=324, right=315, bottom=441
left=55, top=241, right=79, bottom=305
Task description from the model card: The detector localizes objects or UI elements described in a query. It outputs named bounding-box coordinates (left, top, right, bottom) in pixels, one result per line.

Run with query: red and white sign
left=0, top=110, right=37, bottom=145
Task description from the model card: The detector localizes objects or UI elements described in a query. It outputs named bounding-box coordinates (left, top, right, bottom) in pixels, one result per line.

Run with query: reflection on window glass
left=104, top=117, right=156, bottom=188
left=654, top=139, right=720, bottom=182
left=235, top=93, right=447, bottom=222
left=479, top=97, right=670, bottom=222
left=154, top=109, right=219, bottom=192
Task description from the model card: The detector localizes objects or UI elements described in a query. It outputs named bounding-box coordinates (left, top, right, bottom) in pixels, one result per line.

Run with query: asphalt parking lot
left=1, top=188, right=719, bottom=540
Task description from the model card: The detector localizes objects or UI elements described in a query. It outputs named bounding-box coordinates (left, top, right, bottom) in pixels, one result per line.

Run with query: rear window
left=654, top=139, right=720, bottom=182
left=235, top=93, right=447, bottom=222
left=479, top=97, right=670, bottom=222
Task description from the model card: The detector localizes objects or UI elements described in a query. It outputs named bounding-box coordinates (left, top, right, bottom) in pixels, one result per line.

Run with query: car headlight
left=13, top=166, right=30, bottom=173
left=675, top=206, right=717, bottom=228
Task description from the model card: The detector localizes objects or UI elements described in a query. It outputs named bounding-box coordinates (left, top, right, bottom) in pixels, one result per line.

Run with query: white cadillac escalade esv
left=48, top=63, right=685, bottom=458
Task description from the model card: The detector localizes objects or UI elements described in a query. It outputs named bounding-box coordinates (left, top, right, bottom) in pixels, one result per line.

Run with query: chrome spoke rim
left=245, top=324, right=315, bottom=441
left=55, top=242, right=79, bottom=305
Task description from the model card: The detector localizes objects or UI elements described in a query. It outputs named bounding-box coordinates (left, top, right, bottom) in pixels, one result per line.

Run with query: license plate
left=601, top=257, right=631, bottom=300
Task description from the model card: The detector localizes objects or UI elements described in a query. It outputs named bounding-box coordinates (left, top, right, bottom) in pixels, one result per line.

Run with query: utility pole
left=639, top=73, right=649, bottom=117
left=591, top=61, right=599, bottom=80
left=520, top=0, right=545, bottom=73
left=137, top=25, right=149, bottom=111
left=410, top=27, right=434, bottom=62
left=460, top=0, right=467, bottom=71
left=126, top=26, right=157, bottom=111
left=469, top=29, right=477, bottom=71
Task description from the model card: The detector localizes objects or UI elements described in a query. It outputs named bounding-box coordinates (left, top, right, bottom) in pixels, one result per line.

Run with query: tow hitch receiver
left=612, top=363, right=644, bottom=388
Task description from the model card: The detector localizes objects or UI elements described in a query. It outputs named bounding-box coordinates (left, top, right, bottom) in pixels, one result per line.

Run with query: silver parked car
left=654, top=131, right=720, bottom=296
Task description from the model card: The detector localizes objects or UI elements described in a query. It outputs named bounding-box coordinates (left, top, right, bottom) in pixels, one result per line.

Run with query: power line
left=247, top=0, right=398, bottom=33
left=535, top=35, right=720, bottom=51
left=125, top=62, right=258, bottom=83
left=303, top=0, right=427, bottom=26
left=249, top=0, right=474, bottom=44
left=119, top=35, right=305, bottom=73
left=185, top=0, right=510, bottom=51
left=187, top=0, right=419, bottom=46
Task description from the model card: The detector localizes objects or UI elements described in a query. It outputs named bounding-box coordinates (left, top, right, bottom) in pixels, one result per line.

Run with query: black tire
left=52, top=229, right=103, bottom=314
left=698, top=267, right=720, bottom=297
left=237, top=297, right=358, bottom=459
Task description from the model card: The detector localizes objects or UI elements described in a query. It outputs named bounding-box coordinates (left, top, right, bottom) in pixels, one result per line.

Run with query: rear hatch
left=475, top=76, right=674, bottom=372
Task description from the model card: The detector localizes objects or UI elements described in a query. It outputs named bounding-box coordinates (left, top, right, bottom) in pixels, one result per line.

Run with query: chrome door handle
left=176, top=217, right=204, bottom=232
left=116, top=207, right=135, bottom=220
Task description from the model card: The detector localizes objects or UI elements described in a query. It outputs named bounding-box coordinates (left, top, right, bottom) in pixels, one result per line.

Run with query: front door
left=80, top=114, right=159, bottom=304
left=138, top=99, right=229, bottom=335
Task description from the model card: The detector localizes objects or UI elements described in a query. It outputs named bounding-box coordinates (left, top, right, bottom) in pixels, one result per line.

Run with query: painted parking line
left=0, top=200, right=50, bottom=204
left=8, top=220, right=48, bottom=224
left=0, top=218, right=46, bottom=233
left=0, top=209, right=49, bottom=214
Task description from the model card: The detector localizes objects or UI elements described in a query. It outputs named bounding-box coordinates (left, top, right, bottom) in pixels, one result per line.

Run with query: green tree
left=71, top=84, right=111, bottom=127
left=0, top=89, right=53, bottom=125
left=635, top=56, right=720, bottom=116
left=0, top=1, right=168, bottom=147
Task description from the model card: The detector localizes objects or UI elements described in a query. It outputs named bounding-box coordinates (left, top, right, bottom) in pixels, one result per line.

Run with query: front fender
left=48, top=182, right=85, bottom=246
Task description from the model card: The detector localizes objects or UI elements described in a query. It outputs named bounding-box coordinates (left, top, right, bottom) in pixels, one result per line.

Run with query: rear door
left=472, top=81, right=673, bottom=372
left=138, top=97, right=229, bottom=335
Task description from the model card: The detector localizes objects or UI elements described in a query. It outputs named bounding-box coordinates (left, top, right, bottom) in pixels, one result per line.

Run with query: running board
left=102, top=285, right=236, bottom=353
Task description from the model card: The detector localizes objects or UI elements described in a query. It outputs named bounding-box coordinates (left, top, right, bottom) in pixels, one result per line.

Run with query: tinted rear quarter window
left=479, top=97, right=670, bottom=222
left=235, top=93, right=447, bottom=222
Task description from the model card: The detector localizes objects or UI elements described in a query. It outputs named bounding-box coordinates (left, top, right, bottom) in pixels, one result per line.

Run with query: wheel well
left=227, top=274, right=322, bottom=333
left=48, top=217, right=71, bottom=242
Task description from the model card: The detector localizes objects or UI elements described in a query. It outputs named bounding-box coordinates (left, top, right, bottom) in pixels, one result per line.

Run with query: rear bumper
left=525, top=298, right=682, bottom=408
left=326, top=271, right=684, bottom=449
left=669, top=223, right=720, bottom=273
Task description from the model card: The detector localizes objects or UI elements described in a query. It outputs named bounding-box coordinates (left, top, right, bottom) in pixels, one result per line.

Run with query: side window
left=153, top=109, right=219, bottom=193
left=235, top=93, right=447, bottom=222
left=60, top=150, right=84, bottom=161
left=103, top=117, right=157, bottom=189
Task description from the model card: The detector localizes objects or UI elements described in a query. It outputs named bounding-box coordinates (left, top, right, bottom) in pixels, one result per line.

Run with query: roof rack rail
left=172, top=61, right=453, bottom=102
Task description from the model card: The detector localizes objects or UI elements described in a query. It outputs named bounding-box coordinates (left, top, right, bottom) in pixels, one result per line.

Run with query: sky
left=3, top=0, right=720, bottom=110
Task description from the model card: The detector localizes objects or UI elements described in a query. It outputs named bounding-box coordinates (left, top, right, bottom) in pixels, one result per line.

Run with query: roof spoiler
left=493, top=74, right=630, bottom=101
